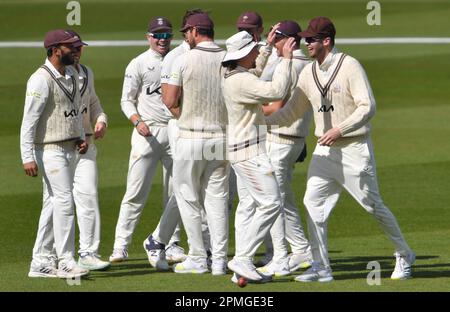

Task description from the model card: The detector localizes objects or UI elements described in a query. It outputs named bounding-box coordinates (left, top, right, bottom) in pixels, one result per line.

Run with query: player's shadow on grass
left=119, top=258, right=147, bottom=262
left=330, top=255, right=438, bottom=270
left=90, top=261, right=175, bottom=278
left=326, top=255, right=449, bottom=280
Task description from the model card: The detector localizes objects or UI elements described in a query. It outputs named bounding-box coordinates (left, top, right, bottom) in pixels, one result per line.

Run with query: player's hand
left=94, top=122, right=107, bottom=139
left=267, top=23, right=281, bottom=46
left=137, top=122, right=151, bottom=137
left=23, top=161, right=38, bottom=177
left=76, top=140, right=89, bottom=154
left=318, top=127, right=342, bottom=146
left=281, top=37, right=296, bottom=59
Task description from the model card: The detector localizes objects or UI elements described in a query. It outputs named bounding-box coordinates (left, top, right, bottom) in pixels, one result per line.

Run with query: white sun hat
left=222, top=31, right=260, bottom=63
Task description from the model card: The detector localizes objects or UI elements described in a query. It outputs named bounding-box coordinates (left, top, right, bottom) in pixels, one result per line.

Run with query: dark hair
left=222, top=60, right=238, bottom=71
left=46, top=45, right=59, bottom=57
left=196, top=27, right=214, bottom=39
left=182, top=8, right=206, bottom=27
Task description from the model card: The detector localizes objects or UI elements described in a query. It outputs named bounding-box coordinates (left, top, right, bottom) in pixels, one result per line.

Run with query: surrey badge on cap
left=236, top=11, right=263, bottom=29
left=148, top=17, right=172, bottom=33
left=222, top=31, right=260, bottom=63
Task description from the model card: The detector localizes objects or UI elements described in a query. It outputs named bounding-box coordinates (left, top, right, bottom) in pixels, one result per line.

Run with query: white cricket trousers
left=35, top=143, right=102, bottom=259
left=113, top=126, right=179, bottom=249
left=267, top=138, right=311, bottom=255
left=304, top=137, right=412, bottom=269
left=232, top=153, right=285, bottom=262
left=172, top=137, right=229, bottom=261
left=73, top=142, right=101, bottom=254
left=32, top=145, right=77, bottom=264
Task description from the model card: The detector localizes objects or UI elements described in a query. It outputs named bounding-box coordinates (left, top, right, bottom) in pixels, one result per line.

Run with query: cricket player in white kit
left=222, top=31, right=296, bottom=282
left=110, top=17, right=185, bottom=270
left=266, top=17, right=415, bottom=282
left=21, top=29, right=89, bottom=278
left=164, top=12, right=230, bottom=276
left=259, top=21, right=314, bottom=275
left=32, top=30, right=111, bottom=271
left=236, top=11, right=279, bottom=267
left=160, top=9, right=213, bottom=260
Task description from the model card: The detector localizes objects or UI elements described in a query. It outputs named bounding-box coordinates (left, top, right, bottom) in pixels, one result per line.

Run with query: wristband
left=133, top=119, right=142, bottom=127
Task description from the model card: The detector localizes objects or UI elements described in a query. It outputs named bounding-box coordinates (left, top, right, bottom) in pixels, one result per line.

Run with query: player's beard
left=60, top=52, right=75, bottom=66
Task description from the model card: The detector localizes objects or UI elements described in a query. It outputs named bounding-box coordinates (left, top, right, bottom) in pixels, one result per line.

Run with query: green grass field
left=1, top=0, right=450, bottom=292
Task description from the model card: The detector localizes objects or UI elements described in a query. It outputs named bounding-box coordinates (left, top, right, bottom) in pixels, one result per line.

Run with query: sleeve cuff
left=96, top=114, right=108, bottom=127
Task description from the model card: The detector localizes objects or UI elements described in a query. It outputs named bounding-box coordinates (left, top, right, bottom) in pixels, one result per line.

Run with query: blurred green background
left=1, top=0, right=450, bottom=291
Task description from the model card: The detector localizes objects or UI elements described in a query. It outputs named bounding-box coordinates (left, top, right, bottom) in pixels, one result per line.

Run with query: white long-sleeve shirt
left=267, top=48, right=376, bottom=140
left=75, top=64, right=108, bottom=135
left=161, top=41, right=190, bottom=84
left=262, top=49, right=313, bottom=144
left=120, top=48, right=172, bottom=125
left=223, top=58, right=292, bottom=162
left=20, top=59, right=81, bottom=164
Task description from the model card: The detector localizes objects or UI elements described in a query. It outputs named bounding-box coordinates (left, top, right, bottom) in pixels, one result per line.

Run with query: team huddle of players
left=20, top=9, right=415, bottom=284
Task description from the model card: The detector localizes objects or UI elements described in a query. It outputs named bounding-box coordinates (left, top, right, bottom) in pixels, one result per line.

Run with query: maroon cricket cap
left=299, top=17, right=336, bottom=39
left=276, top=20, right=302, bottom=38
left=44, top=29, right=86, bottom=49
left=236, top=11, right=263, bottom=29
left=148, top=17, right=172, bottom=33
left=180, top=13, right=214, bottom=32
left=64, top=30, right=88, bottom=48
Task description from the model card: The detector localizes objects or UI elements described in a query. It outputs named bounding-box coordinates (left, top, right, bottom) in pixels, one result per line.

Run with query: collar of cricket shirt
left=181, top=40, right=191, bottom=51
left=318, top=47, right=339, bottom=72
left=196, top=41, right=222, bottom=49
left=74, top=63, right=87, bottom=79
left=148, top=48, right=164, bottom=60
left=45, top=58, right=75, bottom=80
left=293, top=49, right=309, bottom=60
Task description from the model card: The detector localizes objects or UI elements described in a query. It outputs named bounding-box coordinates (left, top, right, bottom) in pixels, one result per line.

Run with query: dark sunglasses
left=305, top=37, right=323, bottom=44
left=149, top=32, right=173, bottom=39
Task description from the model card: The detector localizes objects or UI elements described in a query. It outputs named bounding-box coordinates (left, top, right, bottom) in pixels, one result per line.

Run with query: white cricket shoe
left=257, top=257, right=291, bottom=277
left=143, top=236, right=169, bottom=271
left=78, top=253, right=110, bottom=271
left=295, top=264, right=333, bottom=283
left=109, top=248, right=128, bottom=263
left=174, top=257, right=209, bottom=274
left=391, top=251, right=415, bottom=280
left=28, top=261, right=58, bottom=278
left=165, top=243, right=187, bottom=263
left=57, top=260, right=89, bottom=279
left=289, top=252, right=313, bottom=272
left=228, top=258, right=263, bottom=281
left=211, top=259, right=227, bottom=276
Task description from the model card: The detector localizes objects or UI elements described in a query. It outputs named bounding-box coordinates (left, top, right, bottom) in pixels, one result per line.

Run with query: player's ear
left=51, top=46, right=60, bottom=56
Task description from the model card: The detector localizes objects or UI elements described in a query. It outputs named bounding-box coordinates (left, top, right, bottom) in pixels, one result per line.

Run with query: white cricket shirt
left=120, top=48, right=173, bottom=125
